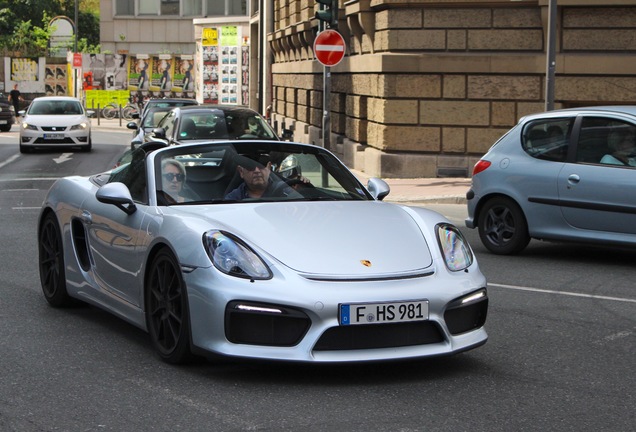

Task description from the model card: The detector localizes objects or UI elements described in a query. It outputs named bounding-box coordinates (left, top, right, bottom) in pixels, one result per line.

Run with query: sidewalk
left=351, top=170, right=470, bottom=205
left=93, top=118, right=471, bottom=205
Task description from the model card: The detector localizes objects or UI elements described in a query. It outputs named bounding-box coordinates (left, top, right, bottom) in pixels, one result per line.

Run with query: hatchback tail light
left=472, top=160, right=491, bottom=175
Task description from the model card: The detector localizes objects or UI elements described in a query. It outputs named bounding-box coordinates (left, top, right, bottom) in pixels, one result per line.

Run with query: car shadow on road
left=59, top=301, right=488, bottom=382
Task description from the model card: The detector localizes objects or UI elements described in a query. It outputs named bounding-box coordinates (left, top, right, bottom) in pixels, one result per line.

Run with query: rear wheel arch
left=474, top=193, right=523, bottom=227
left=477, top=194, right=531, bottom=255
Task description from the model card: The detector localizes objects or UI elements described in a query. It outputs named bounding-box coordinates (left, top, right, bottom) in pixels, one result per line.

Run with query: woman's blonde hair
left=161, top=158, right=186, bottom=178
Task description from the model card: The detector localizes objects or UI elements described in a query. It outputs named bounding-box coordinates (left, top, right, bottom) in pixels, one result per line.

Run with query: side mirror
left=151, top=127, right=166, bottom=140
left=367, top=178, right=390, bottom=201
left=96, top=182, right=137, bottom=215
left=281, top=128, right=293, bottom=141
left=126, top=121, right=138, bottom=130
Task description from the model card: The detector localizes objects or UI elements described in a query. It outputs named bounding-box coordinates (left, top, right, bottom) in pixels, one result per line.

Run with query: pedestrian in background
left=8, top=84, right=24, bottom=123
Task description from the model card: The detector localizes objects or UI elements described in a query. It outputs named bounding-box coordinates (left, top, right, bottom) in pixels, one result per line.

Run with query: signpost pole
left=545, top=0, right=556, bottom=111
left=323, top=64, right=331, bottom=150
left=314, top=1, right=344, bottom=150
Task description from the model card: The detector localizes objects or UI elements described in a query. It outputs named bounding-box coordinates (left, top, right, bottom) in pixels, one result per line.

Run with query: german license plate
left=340, top=300, right=429, bottom=325
left=0, top=120, right=6, bottom=124
left=44, top=133, right=64, bottom=139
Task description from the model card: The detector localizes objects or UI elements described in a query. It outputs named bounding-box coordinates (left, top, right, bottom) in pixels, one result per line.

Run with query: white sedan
left=20, top=96, right=92, bottom=153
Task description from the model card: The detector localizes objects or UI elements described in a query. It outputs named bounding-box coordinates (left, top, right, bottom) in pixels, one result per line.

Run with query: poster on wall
left=128, top=54, right=151, bottom=92
left=10, top=58, right=39, bottom=81
left=82, top=54, right=106, bottom=89
left=44, top=64, right=67, bottom=96
left=85, top=89, right=130, bottom=111
left=104, top=53, right=129, bottom=90
left=201, top=27, right=219, bottom=104
left=241, top=40, right=249, bottom=106
left=173, top=55, right=195, bottom=97
left=219, top=26, right=239, bottom=104
left=150, top=54, right=173, bottom=96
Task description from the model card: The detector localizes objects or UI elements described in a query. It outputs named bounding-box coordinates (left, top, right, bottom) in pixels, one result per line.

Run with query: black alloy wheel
left=39, top=213, right=73, bottom=307
left=478, top=196, right=530, bottom=255
left=145, top=248, right=193, bottom=364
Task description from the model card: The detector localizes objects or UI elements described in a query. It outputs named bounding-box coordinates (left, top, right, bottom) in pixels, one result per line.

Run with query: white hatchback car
left=20, top=96, right=92, bottom=153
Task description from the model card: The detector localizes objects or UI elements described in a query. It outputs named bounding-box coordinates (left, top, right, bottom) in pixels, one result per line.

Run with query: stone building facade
left=268, top=0, right=636, bottom=178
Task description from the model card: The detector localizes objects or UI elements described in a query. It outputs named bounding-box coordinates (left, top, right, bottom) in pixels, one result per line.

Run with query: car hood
left=177, top=201, right=434, bottom=277
left=25, top=114, right=89, bottom=126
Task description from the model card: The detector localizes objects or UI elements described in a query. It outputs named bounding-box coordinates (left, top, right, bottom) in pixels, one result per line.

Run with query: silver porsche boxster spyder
left=38, top=140, right=488, bottom=364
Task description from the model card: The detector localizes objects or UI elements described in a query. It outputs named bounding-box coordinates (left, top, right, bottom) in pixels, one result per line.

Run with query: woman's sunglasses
left=163, top=173, right=185, bottom=182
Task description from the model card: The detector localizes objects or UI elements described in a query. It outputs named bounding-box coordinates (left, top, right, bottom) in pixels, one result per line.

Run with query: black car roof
left=174, top=105, right=261, bottom=115
left=146, top=98, right=198, bottom=103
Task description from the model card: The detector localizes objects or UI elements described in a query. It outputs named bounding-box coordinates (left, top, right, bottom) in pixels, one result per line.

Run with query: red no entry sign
left=313, top=30, right=346, bottom=67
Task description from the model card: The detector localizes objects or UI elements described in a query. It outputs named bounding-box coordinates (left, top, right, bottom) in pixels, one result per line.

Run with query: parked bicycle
left=101, top=102, right=139, bottom=120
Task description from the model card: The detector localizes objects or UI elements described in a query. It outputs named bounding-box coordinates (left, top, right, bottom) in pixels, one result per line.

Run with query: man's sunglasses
left=163, top=173, right=185, bottom=182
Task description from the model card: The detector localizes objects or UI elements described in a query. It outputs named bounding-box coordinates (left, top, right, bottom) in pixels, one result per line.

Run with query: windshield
left=154, top=142, right=371, bottom=205
left=28, top=100, right=83, bottom=115
left=142, top=108, right=170, bottom=128
left=176, top=110, right=277, bottom=141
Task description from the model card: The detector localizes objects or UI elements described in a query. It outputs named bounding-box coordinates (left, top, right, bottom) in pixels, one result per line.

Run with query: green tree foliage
left=0, top=0, right=100, bottom=55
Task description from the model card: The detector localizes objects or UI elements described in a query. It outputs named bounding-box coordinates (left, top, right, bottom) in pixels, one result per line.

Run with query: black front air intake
left=313, top=321, right=444, bottom=351
left=225, top=301, right=310, bottom=346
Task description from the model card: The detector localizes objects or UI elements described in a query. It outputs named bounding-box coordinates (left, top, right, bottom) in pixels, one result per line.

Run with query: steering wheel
left=285, top=178, right=314, bottom=189
left=238, top=133, right=259, bottom=140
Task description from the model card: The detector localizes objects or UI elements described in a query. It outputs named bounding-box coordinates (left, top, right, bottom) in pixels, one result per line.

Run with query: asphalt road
left=0, top=129, right=633, bottom=431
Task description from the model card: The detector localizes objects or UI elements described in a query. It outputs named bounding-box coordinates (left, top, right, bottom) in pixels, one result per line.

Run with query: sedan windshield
left=29, top=100, right=83, bottom=115
left=153, top=142, right=372, bottom=205
left=176, top=110, right=277, bottom=141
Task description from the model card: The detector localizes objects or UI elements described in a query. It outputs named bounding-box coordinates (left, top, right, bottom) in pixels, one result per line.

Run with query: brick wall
left=270, top=1, right=636, bottom=178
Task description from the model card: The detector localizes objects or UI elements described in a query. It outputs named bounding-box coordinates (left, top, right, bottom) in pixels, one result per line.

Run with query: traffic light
left=315, top=0, right=338, bottom=29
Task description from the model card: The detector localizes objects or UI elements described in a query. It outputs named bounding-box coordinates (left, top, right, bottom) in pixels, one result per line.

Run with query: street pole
left=322, top=63, right=331, bottom=150
left=74, top=0, right=79, bottom=99
left=545, top=0, right=556, bottom=111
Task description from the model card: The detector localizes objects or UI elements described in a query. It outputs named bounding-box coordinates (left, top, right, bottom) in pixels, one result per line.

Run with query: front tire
left=39, top=212, right=73, bottom=307
left=478, top=197, right=530, bottom=255
left=145, top=248, right=193, bottom=364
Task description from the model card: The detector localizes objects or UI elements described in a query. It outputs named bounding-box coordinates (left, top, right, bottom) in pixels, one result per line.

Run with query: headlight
left=436, top=223, right=473, bottom=272
left=70, top=122, right=89, bottom=131
left=22, top=123, right=37, bottom=131
left=203, top=230, right=272, bottom=280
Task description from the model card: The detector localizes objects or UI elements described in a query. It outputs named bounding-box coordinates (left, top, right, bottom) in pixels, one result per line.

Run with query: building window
left=183, top=0, right=202, bottom=16
left=139, top=0, right=159, bottom=15
left=114, top=0, right=247, bottom=17
left=115, top=0, right=134, bottom=16
left=205, top=0, right=246, bottom=16
left=161, top=0, right=180, bottom=15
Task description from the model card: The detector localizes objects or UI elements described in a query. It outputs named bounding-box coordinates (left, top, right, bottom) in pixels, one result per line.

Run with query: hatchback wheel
left=478, top=197, right=530, bottom=255
left=145, top=248, right=193, bottom=364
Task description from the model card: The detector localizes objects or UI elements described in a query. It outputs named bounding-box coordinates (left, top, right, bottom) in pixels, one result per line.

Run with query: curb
left=386, top=195, right=467, bottom=205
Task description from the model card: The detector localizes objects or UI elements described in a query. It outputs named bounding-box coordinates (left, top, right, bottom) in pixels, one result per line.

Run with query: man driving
left=225, top=154, right=301, bottom=200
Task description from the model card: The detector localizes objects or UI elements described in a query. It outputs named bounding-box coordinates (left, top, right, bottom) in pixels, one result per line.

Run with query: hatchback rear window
left=522, top=118, right=573, bottom=162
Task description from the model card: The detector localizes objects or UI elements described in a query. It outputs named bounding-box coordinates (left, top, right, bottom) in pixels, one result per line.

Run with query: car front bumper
left=184, top=264, right=489, bottom=363
left=20, top=128, right=91, bottom=148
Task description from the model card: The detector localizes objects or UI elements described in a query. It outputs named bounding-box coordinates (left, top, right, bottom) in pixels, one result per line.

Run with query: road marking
left=0, top=177, right=60, bottom=182
left=0, top=154, right=19, bottom=169
left=53, top=153, right=73, bottom=164
left=490, top=283, right=636, bottom=304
